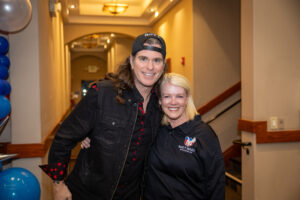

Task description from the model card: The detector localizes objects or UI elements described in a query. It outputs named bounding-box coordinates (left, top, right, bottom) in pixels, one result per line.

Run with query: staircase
left=225, top=156, right=241, bottom=200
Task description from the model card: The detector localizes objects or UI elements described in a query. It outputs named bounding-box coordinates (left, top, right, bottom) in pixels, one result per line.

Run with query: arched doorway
left=68, top=32, right=134, bottom=104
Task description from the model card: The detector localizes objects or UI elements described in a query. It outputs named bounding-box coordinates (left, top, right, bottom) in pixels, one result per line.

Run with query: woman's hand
left=81, top=137, right=91, bottom=149
left=53, top=181, right=72, bottom=200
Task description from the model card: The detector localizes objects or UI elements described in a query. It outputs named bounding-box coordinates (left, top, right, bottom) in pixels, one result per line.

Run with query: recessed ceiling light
left=70, top=4, right=75, bottom=9
left=150, top=8, right=155, bottom=12
left=107, top=39, right=110, bottom=43
left=110, top=33, right=115, bottom=37
left=154, top=11, right=159, bottom=18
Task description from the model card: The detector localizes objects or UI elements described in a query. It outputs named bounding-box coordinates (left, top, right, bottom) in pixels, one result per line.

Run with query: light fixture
left=154, top=11, right=159, bottom=18
left=103, top=2, right=128, bottom=15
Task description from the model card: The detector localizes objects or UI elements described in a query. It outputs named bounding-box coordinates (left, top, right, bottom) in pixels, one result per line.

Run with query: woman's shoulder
left=192, top=117, right=219, bottom=141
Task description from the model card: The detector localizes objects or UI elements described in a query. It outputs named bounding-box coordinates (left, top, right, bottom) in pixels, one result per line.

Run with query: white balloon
left=0, top=0, right=32, bottom=33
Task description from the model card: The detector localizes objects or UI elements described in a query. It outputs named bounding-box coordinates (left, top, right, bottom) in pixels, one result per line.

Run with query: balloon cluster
left=0, top=36, right=11, bottom=120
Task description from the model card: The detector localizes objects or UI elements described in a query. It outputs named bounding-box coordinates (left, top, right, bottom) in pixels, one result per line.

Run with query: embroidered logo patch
left=179, top=136, right=196, bottom=154
left=184, top=136, right=196, bottom=147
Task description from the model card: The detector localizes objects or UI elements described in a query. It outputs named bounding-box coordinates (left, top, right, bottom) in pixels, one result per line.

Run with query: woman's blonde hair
left=160, top=73, right=198, bottom=125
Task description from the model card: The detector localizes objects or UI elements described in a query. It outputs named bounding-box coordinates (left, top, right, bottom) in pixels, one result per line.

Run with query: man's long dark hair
left=104, top=38, right=168, bottom=104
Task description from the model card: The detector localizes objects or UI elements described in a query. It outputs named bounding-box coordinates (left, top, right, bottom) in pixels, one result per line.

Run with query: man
left=40, top=33, right=167, bottom=200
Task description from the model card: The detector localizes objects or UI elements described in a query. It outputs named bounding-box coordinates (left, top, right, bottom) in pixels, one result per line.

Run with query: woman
left=143, top=73, right=225, bottom=200
left=82, top=73, right=225, bottom=200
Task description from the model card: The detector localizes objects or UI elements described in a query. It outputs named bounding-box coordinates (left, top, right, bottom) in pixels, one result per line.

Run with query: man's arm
left=40, top=85, right=99, bottom=198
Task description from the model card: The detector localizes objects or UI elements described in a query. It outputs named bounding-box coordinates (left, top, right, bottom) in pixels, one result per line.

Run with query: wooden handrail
left=4, top=107, right=73, bottom=158
left=197, top=81, right=241, bottom=115
left=238, top=119, right=300, bottom=143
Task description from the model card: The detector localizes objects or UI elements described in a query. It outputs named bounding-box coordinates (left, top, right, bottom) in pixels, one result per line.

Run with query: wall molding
left=238, top=119, right=300, bottom=143
left=197, top=81, right=241, bottom=115
left=4, top=108, right=72, bottom=158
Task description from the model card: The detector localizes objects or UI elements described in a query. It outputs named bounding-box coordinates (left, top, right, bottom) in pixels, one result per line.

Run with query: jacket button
left=128, top=99, right=132, bottom=102
left=112, top=121, right=116, bottom=126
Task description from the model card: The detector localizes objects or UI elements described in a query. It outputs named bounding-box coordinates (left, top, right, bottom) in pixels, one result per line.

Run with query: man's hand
left=53, top=181, right=72, bottom=200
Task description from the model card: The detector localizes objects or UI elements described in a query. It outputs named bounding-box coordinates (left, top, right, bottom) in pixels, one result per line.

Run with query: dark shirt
left=113, top=87, right=157, bottom=200
left=144, top=115, right=225, bottom=200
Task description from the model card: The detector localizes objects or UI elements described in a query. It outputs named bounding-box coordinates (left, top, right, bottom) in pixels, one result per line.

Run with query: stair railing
left=204, top=99, right=241, bottom=124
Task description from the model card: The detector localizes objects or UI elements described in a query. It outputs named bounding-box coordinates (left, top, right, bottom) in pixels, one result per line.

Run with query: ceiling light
left=150, top=8, right=155, bottom=12
left=103, top=3, right=128, bottom=15
left=154, top=11, right=159, bottom=18
left=107, top=39, right=110, bottom=43
left=70, top=4, right=75, bottom=9
left=110, top=33, right=115, bottom=37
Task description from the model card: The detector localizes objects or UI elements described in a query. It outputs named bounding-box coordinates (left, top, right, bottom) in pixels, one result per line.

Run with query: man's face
left=131, top=44, right=165, bottom=90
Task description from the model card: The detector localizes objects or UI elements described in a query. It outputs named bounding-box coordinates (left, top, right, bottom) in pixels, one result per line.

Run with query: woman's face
left=160, top=82, right=189, bottom=127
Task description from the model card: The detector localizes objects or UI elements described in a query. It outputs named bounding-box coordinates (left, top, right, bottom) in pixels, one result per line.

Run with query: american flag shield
left=184, top=136, right=196, bottom=147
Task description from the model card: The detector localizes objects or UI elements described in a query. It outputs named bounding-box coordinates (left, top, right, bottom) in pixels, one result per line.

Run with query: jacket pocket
left=92, top=115, right=128, bottom=152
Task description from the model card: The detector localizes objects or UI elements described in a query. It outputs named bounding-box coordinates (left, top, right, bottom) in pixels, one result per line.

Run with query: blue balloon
left=0, top=55, right=10, bottom=68
left=0, top=167, right=40, bottom=200
left=0, top=65, right=8, bottom=79
left=0, top=79, right=11, bottom=95
left=0, top=36, right=9, bottom=55
left=0, top=95, right=11, bottom=119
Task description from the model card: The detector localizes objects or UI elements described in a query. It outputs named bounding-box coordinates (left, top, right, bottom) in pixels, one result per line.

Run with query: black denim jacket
left=45, top=80, right=161, bottom=200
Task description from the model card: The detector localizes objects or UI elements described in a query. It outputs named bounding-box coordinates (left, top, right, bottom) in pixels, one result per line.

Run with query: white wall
left=253, top=0, right=300, bottom=129
left=256, top=143, right=300, bottom=200
left=9, top=0, right=41, bottom=144
left=241, top=0, right=300, bottom=199
left=193, top=0, right=241, bottom=108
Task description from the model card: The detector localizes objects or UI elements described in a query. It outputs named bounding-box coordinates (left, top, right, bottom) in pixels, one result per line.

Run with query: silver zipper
left=110, top=103, right=138, bottom=200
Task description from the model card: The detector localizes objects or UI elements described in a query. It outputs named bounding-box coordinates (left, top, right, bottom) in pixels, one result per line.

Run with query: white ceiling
left=61, top=0, right=181, bottom=26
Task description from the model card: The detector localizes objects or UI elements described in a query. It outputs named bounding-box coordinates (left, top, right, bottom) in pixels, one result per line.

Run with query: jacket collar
left=166, top=115, right=202, bottom=135
left=123, top=86, right=159, bottom=108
